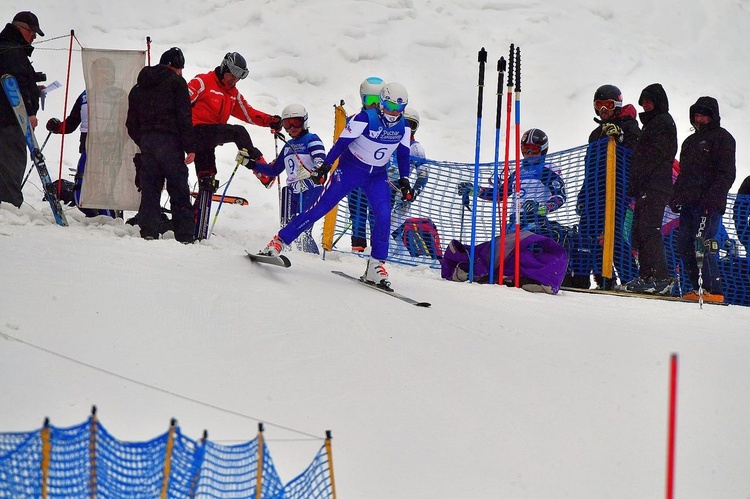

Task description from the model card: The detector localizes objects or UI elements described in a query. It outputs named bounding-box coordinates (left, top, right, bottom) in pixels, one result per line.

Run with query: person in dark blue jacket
left=671, top=96, right=736, bottom=303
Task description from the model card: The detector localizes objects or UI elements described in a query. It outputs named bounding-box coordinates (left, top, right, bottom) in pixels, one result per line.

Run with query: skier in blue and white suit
left=246, top=103, right=326, bottom=253
left=258, top=82, right=414, bottom=290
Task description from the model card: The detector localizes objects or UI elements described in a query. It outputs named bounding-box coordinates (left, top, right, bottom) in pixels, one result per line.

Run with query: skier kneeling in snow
left=255, top=82, right=414, bottom=291
left=238, top=103, right=326, bottom=254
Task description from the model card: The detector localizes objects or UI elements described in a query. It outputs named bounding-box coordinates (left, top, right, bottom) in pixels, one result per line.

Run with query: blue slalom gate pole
left=469, top=47, right=488, bottom=283
left=488, top=57, right=506, bottom=284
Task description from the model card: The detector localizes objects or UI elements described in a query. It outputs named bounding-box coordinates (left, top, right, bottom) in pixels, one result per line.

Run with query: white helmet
left=404, top=108, right=420, bottom=132
left=379, top=82, right=408, bottom=123
left=359, top=76, right=384, bottom=108
left=281, top=103, right=309, bottom=130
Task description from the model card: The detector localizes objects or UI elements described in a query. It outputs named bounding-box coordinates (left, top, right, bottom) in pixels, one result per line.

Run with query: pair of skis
left=1, top=74, right=67, bottom=226
left=246, top=252, right=430, bottom=307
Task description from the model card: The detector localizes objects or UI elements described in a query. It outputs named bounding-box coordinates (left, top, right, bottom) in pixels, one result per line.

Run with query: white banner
left=79, top=48, right=144, bottom=211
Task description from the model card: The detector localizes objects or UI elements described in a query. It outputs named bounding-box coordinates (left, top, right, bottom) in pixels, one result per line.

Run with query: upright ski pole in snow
left=468, top=47, right=488, bottom=283
left=512, top=45, right=522, bottom=287
left=695, top=214, right=707, bottom=309
left=498, top=44, right=515, bottom=283
left=208, top=160, right=241, bottom=237
left=488, top=57, right=506, bottom=284
left=21, top=131, right=52, bottom=189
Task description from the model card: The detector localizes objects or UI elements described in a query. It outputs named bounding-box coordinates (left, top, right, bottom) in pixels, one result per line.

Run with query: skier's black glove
left=397, top=177, right=414, bottom=202
left=309, top=163, right=331, bottom=185
left=46, top=118, right=62, bottom=133
left=269, top=115, right=283, bottom=132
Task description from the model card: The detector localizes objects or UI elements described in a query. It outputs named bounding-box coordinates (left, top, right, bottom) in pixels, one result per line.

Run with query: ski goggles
left=362, top=94, right=380, bottom=107
left=226, top=62, right=249, bottom=80
left=522, top=144, right=541, bottom=157
left=381, top=99, right=407, bottom=113
left=594, top=99, right=619, bottom=112
left=282, top=117, right=304, bottom=129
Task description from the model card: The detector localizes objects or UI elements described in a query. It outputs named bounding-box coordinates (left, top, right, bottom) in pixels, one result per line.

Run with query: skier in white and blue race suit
left=247, top=103, right=326, bottom=253
left=258, top=82, right=414, bottom=289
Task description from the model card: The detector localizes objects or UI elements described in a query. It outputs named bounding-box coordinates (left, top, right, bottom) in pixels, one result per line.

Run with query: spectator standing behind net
left=126, top=47, right=196, bottom=243
left=568, top=84, right=641, bottom=290
left=671, top=96, right=736, bottom=303
left=622, top=83, right=678, bottom=295
left=0, top=11, right=44, bottom=208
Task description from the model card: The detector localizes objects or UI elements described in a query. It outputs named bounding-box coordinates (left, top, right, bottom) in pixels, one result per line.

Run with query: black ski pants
left=138, top=132, right=194, bottom=242
left=193, top=124, right=255, bottom=178
left=632, top=191, right=671, bottom=279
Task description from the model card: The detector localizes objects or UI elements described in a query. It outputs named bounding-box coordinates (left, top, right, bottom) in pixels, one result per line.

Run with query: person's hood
left=639, top=83, right=669, bottom=113
left=136, top=64, right=175, bottom=88
left=689, top=96, right=721, bottom=128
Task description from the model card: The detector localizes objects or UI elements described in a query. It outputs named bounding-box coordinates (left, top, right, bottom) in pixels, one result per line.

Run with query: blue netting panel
left=325, top=139, right=750, bottom=306
left=94, top=422, right=169, bottom=498
left=192, top=439, right=283, bottom=498
left=166, top=428, right=199, bottom=498
left=277, top=444, right=333, bottom=499
left=0, top=430, right=41, bottom=498
left=47, top=421, right=92, bottom=497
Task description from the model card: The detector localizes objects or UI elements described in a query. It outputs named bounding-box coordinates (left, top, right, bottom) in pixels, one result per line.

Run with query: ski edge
left=331, top=271, right=431, bottom=307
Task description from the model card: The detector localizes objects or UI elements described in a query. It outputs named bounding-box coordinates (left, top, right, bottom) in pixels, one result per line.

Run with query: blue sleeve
left=539, top=165, right=567, bottom=211
left=253, top=146, right=287, bottom=177
left=396, top=143, right=410, bottom=179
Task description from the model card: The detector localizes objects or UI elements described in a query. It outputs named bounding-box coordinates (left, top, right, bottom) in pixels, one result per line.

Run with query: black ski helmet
left=220, top=52, right=249, bottom=80
left=521, top=128, right=549, bottom=156
left=593, top=84, right=623, bottom=116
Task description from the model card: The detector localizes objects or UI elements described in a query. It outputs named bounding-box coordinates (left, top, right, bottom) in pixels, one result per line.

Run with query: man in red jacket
left=187, top=52, right=282, bottom=190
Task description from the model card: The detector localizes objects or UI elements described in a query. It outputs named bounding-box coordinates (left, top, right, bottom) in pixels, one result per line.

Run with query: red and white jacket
left=187, top=70, right=273, bottom=127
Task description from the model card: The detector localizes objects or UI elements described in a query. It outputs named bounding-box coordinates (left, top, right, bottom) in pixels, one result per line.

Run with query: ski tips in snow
left=246, top=251, right=291, bottom=268
left=332, top=271, right=431, bottom=307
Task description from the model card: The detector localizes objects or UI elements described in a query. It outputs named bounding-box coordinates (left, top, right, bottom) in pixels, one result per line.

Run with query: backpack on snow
left=400, top=217, right=443, bottom=259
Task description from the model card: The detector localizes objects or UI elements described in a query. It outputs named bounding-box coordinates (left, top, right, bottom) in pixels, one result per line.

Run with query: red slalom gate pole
left=666, top=353, right=678, bottom=499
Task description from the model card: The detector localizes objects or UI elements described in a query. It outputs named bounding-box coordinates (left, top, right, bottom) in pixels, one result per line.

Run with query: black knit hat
left=13, top=11, right=44, bottom=37
left=159, top=47, right=185, bottom=69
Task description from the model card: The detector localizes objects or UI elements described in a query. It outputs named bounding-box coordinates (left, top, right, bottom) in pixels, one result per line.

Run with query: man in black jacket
left=126, top=47, right=196, bottom=243
left=672, top=96, right=736, bottom=303
left=624, top=83, right=678, bottom=294
left=568, top=84, right=641, bottom=290
left=0, top=11, right=44, bottom=208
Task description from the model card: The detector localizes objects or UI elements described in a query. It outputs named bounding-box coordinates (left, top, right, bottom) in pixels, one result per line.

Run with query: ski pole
left=275, top=131, right=282, bottom=227
left=498, top=44, right=515, bottom=283
left=513, top=45, right=522, bottom=288
left=488, top=57, right=506, bottom=284
left=695, top=214, right=707, bottom=308
left=208, top=160, right=241, bottom=237
left=21, top=131, right=52, bottom=189
left=469, top=47, right=488, bottom=283
left=331, top=220, right=353, bottom=249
